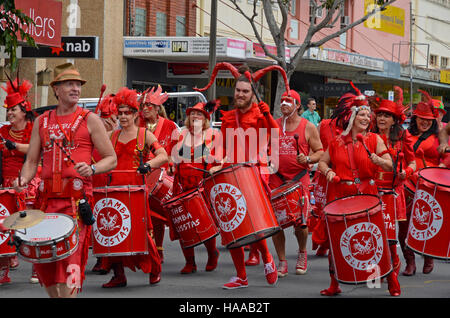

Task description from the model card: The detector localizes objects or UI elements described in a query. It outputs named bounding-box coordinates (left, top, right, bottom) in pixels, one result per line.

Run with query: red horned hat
left=113, top=87, right=139, bottom=111
left=97, top=94, right=117, bottom=118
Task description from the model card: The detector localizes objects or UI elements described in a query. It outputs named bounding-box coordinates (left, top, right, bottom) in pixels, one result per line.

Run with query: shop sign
left=21, top=36, right=98, bottom=59
left=1, top=0, right=62, bottom=47
left=364, top=0, right=406, bottom=37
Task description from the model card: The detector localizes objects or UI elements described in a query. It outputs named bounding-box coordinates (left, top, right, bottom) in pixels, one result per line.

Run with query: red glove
left=258, top=101, right=270, bottom=115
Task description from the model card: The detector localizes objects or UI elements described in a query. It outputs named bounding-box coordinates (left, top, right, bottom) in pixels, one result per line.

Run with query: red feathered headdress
left=186, top=100, right=220, bottom=121
left=331, top=82, right=370, bottom=135
left=113, top=87, right=139, bottom=111
left=140, top=85, right=169, bottom=107
left=2, top=73, right=32, bottom=111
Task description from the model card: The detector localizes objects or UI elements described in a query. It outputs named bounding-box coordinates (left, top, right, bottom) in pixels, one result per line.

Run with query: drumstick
left=398, top=152, right=404, bottom=174
left=185, top=164, right=210, bottom=174
left=356, top=133, right=371, bottom=157
left=416, top=148, right=427, bottom=168
left=294, top=134, right=300, bottom=155
left=51, top=138, right=77, bottom=166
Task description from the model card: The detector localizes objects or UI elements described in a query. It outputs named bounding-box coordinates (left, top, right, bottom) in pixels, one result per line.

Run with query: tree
left=0, top=0, right=36, bottom=71
left=230, top=0, right=397, bottom=117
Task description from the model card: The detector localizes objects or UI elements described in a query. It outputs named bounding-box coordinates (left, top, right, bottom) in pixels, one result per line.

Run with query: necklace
left=147, top=122, right=157, bottom=132
left=9, top=129, right=24, bottom=141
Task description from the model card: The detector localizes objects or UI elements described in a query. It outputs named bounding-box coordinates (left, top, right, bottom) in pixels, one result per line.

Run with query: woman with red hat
left=100, top=87, right=168, bottom=288
left=316, top=85, right=393, bottom=296
left=398, top=90, right=443, bottom=277
left=168, top=101, right=221, bottom=274
left=0, top=76, right=39, bottom=285
left=138, top=85, right=179, bottom=263
left=370, top=86, right=416, bottom=296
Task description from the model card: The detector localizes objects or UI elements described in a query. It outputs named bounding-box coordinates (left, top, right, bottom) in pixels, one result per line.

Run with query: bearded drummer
left=208, top=65, right=279, bottom=289
left=100, top=87, right=167, bottom=288
left=138, top=85, right=179, bottom=263
left=0, top=76, right=38, bottom=285
left=316, top=86, right=392, bottom=296
left=168, top=101, right=221, bottom=274
left=14, top=63, right=117, bottom=298
left=370, top=88, right=416, bottom=297
left=267, top=89, right=323, bottom=278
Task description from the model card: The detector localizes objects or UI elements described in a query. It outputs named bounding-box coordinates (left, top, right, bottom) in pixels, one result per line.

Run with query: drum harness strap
left=346, top=141, right=363, bottom=193
left=40, top=107, right=91, bottom=220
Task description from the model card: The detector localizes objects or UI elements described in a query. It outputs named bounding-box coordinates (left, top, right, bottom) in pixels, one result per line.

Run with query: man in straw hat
left=14, top=63, right=117, bottom=298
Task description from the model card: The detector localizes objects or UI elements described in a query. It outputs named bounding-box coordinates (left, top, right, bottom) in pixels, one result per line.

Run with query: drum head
left=324, top=194, right=380, bottom=217
left=16, top=214, right=75, bottom=241
left=419, top=167, right=450, bottom=187
left=271, top=181, right=302, bottom=200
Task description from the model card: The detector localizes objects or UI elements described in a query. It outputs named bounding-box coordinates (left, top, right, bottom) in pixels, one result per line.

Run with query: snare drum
left=0, top=188, right=18, bottom=258
left=406, top=167, right=450, bottom=260
left=203, top=163, right=280, bottom=249
left=92, top=185, right=150, bottom=257
left=324, top=194, right=392, bottom=284
left=147, top=168, right=174, bottom=218
left=163, top=188, right=218, bottom=248
left=15, top=213, right=78, bottom=263
left=270, top=181, right=308, bottom=229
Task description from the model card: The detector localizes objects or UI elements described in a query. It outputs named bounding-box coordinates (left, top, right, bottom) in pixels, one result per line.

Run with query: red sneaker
left=9, top=256, right=19, bottom=270
left=223, top=276, right=248, bottom=289
left=245, top=251, right=260, bottom=266
left=0, top=267, right=11, bottom=285
left=277, top=260, right=288, bottom=278
left=149, top=273, right=161, bottom=285
left=296, top=250, right=308, bottom=275
left=264, top=257, right=278, bottom=285
left=180, top=263, right=197, bottom=274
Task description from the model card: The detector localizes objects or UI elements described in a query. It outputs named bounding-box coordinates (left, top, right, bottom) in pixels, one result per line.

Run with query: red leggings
left=230, top=239, right=272, bottom=279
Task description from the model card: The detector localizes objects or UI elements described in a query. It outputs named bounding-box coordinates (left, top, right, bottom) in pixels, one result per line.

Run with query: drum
left=147, top=168, right=174, bottom=218
left=378, top=188, right=398, bottom=242
left=15, top=213, right=78, bottom=263
left=270, top=181, right=308, bottom=229
left=92, top=185, right=149, bottom=257
left=324, top=194, right=392, bottom=284
left=0, top=188, right=18, bottom=257
left=406, top=167, right=450, bottom=260
left=163, top=188, right=219, bottom=248
left=202, top=163, right=280, bottom=249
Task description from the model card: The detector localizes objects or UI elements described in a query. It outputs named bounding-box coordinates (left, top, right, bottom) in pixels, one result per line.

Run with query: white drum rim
left=15, top=213, right=76, bottom=246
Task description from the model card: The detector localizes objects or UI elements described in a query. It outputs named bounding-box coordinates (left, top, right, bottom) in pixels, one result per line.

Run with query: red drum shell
left=147, top=168, right=174, bottom=217
left=92, top=185, right=149, bottom=257
left=324, top=194, right=392, bottom=284
left=0, top=188, right=18, bottom=257
left=203, top=164, right=280, bottom=249
left=163, top=188, right=218, bottom=248
left=270, top=181, right=308, bottom=229
left=406, top=167, right=450, bottom=260
left=15, top=213, right=78, bottom=263
left=378, top=188, right=398, bottom=242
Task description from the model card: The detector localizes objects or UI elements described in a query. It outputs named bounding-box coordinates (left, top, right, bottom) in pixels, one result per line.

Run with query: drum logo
left=340, top=222, right=384, bottom=271
left=93, top=198, right=131, bottom=247
left=409, top=190, right=443, bottom=241
left=209, top=183, right=247, bottom=232
left=0, top=203, right=11, bottom=245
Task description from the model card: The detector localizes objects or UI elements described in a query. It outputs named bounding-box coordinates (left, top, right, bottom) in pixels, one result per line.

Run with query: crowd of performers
left=0, top=62, right=449, bottom=298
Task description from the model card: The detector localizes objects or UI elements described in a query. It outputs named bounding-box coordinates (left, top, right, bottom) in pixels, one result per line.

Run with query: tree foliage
left=0, top=0, right=37, bottom=71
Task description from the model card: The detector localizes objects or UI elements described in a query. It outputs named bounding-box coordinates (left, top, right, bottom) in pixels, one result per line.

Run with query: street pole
left=208, top=0, right=217, bottom=102
left=409, top=1, right=413, bottom=109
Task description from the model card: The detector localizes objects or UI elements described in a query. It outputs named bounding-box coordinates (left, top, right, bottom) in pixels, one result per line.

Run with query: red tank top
left=273, top=117, right=310, bottom=183
left=39, top=107, right=93, bottom=181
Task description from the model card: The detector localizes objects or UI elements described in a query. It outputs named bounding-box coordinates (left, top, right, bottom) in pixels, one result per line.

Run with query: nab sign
left=21, top=36, right=98, bottom=59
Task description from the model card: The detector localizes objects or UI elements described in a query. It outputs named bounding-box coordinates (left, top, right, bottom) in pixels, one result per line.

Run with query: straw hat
left=50, top=63, right=87, bottom=87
